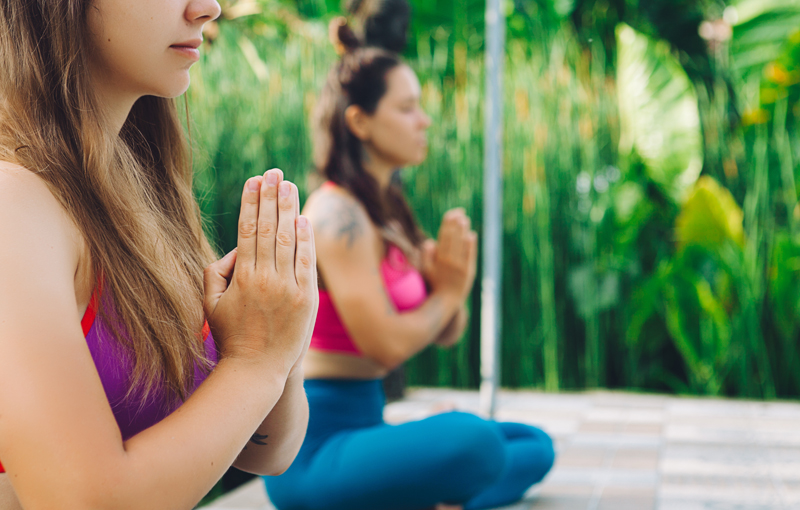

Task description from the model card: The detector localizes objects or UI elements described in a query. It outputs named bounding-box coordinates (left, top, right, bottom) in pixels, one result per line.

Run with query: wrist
left=430, top=290, right=462, bottom=318
left=218, top=348, right=292, bottom=386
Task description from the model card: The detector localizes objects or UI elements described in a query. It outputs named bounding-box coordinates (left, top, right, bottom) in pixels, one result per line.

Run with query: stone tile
left=569, top=433, right=662, bottom=449
left=519, top=497, right=591, bottom=510
left=659, top=476, right=781, bottom=505
left=611, top=448, right=660, bottom=470
left=658, top=501, right=782, bottom=510
left=624, top=424, right=663, bottom=436
left=578, top=421, right=625, bottom=434
left=547, top=467, right=659, bottom=487
left=200, top=389, right=800, bottom=510
left=555, top=447, right=609, bottom=468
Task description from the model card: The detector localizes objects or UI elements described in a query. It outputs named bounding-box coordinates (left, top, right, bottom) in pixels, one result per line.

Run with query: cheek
left=88, top=3, right=188, bottom=96
left=372, top=115, right=419, bottom=161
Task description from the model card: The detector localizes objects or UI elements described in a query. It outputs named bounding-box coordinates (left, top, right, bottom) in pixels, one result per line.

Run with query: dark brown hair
left=346, top=0, right=411, bottom=54
left=314, top=23, right=425, bottom=250
left=0, top=0, right=216, bottom=404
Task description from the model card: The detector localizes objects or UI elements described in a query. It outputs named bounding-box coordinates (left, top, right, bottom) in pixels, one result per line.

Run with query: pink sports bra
left=310, top=244, right=428, bottom=356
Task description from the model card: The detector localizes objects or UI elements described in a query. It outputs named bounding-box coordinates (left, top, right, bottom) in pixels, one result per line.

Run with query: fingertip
left=246, top=176, right=262, bottom=193
left=264, top=169, right=280, bottom=188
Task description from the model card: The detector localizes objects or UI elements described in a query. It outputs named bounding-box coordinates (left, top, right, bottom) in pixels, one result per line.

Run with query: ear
left=344, top=105, right=371, bottom=141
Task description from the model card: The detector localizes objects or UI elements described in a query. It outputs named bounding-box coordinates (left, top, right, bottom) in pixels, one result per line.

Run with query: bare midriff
left=302, top=349, right=389, bottom=380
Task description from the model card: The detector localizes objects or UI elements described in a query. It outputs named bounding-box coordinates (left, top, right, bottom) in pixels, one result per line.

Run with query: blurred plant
left=616, top=23, right=703, bottom=203
left=185, top=1, right=800, bottom=400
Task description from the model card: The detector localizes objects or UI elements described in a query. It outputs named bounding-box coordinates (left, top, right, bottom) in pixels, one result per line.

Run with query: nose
left=420, top=110, right=431, bottom=129
left=186, top=0, right=222, bottom=23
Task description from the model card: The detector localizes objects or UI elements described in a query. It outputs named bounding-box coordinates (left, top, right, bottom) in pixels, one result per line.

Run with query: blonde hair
left=0, top=1, right=217, bottom=404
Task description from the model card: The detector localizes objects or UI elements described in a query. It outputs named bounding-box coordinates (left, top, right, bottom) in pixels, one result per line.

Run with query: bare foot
left=430, top=400, right=457, bottom=414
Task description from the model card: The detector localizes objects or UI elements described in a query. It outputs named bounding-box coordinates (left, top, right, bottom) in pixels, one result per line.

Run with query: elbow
left=236, top=462, right=291, bottom=478
left=369, top=347, right=406, bottom=372
left=234, top=456, right=295, bottom=478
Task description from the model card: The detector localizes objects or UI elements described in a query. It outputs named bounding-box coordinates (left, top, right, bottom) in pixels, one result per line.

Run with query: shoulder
left=303, top=185, right=378, bottom=252
left=0, top=161, right=82, bottom=280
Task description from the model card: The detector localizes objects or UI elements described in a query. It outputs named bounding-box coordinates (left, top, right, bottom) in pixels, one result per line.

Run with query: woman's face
left=364, top=65, right=431, bottom=168
left=86, top=0, right=221, bottom=100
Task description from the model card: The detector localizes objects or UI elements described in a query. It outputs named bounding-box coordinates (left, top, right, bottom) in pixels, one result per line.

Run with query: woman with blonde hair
left=261, top=15, right=555, bottom=510
left=0, top=1, right=317, bottom=508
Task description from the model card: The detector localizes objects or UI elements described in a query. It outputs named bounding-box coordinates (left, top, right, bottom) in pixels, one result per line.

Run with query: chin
left=152, top=75, right=192, bottom=99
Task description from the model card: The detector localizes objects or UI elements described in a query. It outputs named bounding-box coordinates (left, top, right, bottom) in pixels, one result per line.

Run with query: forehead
left=383, top=65, right=421, bottom=99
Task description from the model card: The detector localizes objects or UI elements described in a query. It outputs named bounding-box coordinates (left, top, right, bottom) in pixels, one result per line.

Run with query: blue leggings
left=263, top=379, right=555, bottom=510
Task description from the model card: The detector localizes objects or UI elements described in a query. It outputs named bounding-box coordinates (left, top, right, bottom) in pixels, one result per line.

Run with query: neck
left=92, top=73, right=139, bottom=135
left=103, top=93, right=138, bottom=136
left=361, top=146, right=395, bottom=191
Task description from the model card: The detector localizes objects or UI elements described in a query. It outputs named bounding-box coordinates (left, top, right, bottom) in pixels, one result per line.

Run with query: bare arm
left=0, top=167, right=315, bottom=510
left=233, top=369, right=308, bottom=475
left=434, top=305, right=469, bottom=348
left=306, top=191, right=474, bottom=370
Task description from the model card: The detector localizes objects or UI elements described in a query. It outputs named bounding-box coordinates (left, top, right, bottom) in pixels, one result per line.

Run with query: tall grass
left=187, top=18, right=800, bottom=398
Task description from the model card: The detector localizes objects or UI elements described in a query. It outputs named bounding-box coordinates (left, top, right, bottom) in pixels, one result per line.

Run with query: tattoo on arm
left=316, top=195, right=366, bottom=249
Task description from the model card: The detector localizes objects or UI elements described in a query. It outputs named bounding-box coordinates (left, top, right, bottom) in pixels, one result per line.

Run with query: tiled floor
left=202, top=388, right=800, bottom=510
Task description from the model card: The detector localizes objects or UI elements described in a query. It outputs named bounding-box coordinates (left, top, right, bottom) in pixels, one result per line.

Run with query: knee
left=436, top=413, right=507, bottom=485
left=528, top=428, right=556, bottom=483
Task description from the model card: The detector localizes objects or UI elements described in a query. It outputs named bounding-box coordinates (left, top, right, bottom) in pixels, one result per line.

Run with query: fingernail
left=297, top=216, right=308, bottom=229
left=248, top=177, right=261, bottom=193
left=279, top=181, right=291, bottom=197
left=266, top=171, right=278, bottom=187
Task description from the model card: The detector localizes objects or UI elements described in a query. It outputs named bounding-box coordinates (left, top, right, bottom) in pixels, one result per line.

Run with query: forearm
left=435, top=305, right=468, bottom=346
left=365, top=291, right=461, bottom=368
left=233, top=368, right=309, bottom=475
left=86, top=357, right=288, bottom=510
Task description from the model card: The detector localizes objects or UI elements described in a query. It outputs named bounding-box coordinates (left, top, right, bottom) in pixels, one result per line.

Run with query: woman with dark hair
left=261, top=19, right=555, bottom=510
left=0, top=0, right=316, bottom=508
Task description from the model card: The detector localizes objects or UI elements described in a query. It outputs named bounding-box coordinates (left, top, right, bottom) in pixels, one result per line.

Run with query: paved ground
left=202, top=388, right=800, bottom=510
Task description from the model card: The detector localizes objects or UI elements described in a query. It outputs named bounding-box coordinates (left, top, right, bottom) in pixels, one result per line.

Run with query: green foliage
left=729, top=0, right=800, bottom=88
left=188, top=1, right=800, bottom=399
left=676, top=176, right=744, bottom=251
left=616, top=23, right=703, bottom=203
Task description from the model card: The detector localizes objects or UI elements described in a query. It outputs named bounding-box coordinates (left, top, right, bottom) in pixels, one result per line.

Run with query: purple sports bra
left=83, top=286, right=218, bottom=440
left=0, top=286, right=216, bottom=474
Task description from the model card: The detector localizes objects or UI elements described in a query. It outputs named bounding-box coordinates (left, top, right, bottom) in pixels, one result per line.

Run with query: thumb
left=203, top=249, right=238, bottom=314
left=421, top=239, right=436, bottom=272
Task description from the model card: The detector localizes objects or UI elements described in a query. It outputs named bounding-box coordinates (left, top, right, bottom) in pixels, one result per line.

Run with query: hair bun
left=328, top=17, right=361, bottom=56
left=347, top=0, right=410, bottom=53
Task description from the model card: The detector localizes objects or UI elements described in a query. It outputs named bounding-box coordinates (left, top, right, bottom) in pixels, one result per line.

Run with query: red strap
left=81, top=287, right=100, bottom=337
left=0, top=458, right=4, bottom=473
left=201, top=321, right=210, bottom=341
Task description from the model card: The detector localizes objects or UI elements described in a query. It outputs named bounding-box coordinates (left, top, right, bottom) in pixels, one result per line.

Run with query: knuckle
left=276, top=231, right=294, bottom=247
left=297, top=254, right=313, bottom=270
left=257, top=221, right=276, bottom=238
left=239, top=219, right=258, bottom=237
left=279, top=198, right=295, bottom=212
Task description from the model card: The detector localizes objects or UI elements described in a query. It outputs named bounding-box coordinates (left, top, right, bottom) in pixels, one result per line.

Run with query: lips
left=171, top=39, right=202, bottom=50
left=170, top=39, right=202, bottom=60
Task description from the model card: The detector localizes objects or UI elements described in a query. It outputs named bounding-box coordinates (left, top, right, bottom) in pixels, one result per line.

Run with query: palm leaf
left=729, top=0, right=800, bottom=84
left=616, top=23, right=703, bottom=203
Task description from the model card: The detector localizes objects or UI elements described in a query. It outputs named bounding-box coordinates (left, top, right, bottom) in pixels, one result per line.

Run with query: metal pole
left=480, top=0, right=505, bottom=419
